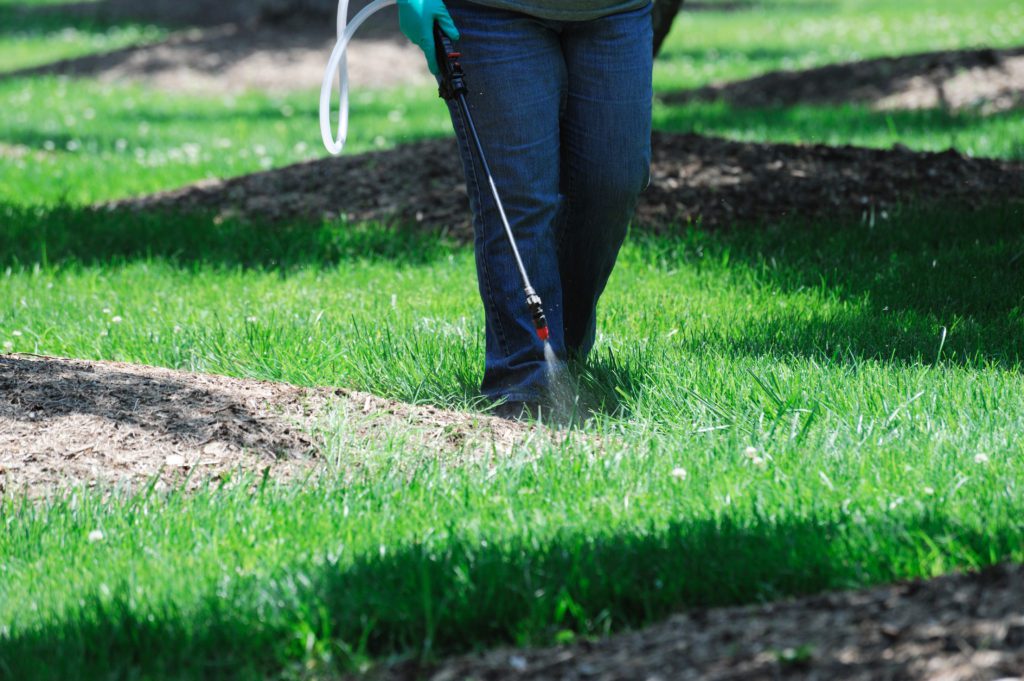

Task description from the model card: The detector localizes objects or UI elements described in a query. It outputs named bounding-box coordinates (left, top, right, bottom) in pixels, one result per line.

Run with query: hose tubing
left=320, top=0, right=398, bottom=155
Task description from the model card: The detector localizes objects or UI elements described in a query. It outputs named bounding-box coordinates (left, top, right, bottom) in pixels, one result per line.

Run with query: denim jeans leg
left=442, top=0, right=568, bottom=404
left=557, top=4, right=654, bottom=356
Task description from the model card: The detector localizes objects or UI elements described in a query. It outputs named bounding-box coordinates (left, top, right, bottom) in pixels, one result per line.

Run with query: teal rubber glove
left=397, top=0, right=459, bottom=75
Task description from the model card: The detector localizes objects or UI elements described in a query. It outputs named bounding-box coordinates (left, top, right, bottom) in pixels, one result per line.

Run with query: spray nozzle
left=525, top=291, right=549, bottom=342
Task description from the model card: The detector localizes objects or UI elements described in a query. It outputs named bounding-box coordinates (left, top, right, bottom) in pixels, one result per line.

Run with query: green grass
left=654, top=0, right=1024, bottom=91
left=0, top=1, right=166, bottom=72
left=1, top=0, right=1022, bottom=211
left=2, top=0, right=1024, bottom=677
left=0, top=78, right=452, bottom=206
left=1, top=203, right=1023, bottom=678
left=654, top=101, right=1024, bottom=161
left=2, top=77, right=1022, bottom=213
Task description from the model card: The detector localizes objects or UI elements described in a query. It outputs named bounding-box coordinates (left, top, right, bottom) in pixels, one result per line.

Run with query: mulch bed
left=366, top=563, right=1024, bottom=681
left=106, top=132, right=1024, bottom=241
left=662, top=46, right=1024, bottom=114
left=0, top=354, right=535, bottom=497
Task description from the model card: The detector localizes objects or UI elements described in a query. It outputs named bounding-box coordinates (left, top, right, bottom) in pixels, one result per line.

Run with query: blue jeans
left=443, top=0, right=653, bottom=404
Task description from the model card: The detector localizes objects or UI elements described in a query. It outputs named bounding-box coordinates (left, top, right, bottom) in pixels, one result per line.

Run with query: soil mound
left=107, top=132, right=1024, bottom=239
left=369, top=563, right=1024, bottom=680
left=664, top=46, right=1024, bottom=114
left=0, top=354, right=532, bottom=497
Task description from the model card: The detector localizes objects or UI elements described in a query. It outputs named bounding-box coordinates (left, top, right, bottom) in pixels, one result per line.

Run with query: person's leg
left=442, top=0, right=567, bottom=404
left=557, top=3, right=653, bottom=356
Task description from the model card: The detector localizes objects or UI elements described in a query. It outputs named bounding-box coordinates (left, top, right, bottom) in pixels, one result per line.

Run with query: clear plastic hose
left=320, top=0, right=398, bottom=155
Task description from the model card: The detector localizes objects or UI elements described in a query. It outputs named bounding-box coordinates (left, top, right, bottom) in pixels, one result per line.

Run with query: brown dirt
left=366, top=563, right=1024, bottom=681
left=664, top=46, right=1024, bottom=115
left=0, top=354, right=535, bottom=497
left=105, top=131, right=1024, bottom=239
left=0, top=17, right=428, bottom=95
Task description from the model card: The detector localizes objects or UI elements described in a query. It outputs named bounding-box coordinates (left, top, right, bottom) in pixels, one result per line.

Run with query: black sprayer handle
left=433, top=22, right=467, bottom=100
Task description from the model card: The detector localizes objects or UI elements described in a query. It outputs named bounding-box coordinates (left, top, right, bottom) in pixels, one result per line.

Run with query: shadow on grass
left=3, top=200, right=1020, bottom=372
left=0, top=0, right=249, bottom=33
left=642, top=202, right=1024, bottom=369
left=0, top=203, right=453, bottom=270
left=0, top=3, right=150, bottom=38
left=0, top=0, right=404, bottom=34
left=0, top=505, right=1018, bottom=678
left=654, top=101, right=1024, bottom=161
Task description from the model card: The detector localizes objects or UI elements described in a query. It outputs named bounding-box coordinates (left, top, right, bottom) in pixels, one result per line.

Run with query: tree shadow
left=0, top=1, right=147, bottom=38
left=0, top=0, right=403, bottom=34
left=0, top=507, right=1018, bottom=677
left=0, top=202, right=453, bottom=270
left=647, top=202, right=1024, bottom=369
left=0, top=0, right=408, bottom=83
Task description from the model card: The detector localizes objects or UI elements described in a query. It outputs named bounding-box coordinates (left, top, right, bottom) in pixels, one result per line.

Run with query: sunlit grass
left=1, top=203, right=1022, bottom=677
left=0, top=77, right=451, bottom=205
left=655, top=0, right=1024, bottom=91
left=654, top=100, right=1024, bottom=160
left=2, top=1, right=1023, bottom=677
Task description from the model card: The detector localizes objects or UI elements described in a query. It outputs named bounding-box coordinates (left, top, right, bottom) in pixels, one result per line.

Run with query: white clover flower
left=11, top=330, right=21, bottom=337
left=744, top=446, right=759, bottom=459
left=3, top=341, right=13, bottom=351
left=88, top=530, right=104, bottom=543
left=111, top=316, right=122, bottom=324
left=671, top=467, right=688, bottom=481
left=923, top=486, right=935, bottom=496
left=246, top=316, right=258, bottom=323
left=102, top=307, right=111, bottom=315
left=974, top=453, right=989, bottom=465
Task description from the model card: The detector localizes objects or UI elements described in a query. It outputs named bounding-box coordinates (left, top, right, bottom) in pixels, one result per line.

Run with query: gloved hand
left=397, top=0, right=459, bottom=75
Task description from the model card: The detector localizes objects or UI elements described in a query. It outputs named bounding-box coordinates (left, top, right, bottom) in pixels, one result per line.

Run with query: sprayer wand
left=432, top=24, right=550, bottom=343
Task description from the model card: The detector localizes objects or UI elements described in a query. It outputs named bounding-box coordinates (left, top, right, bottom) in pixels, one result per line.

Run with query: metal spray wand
left=433, top=23, right=550, bottom=343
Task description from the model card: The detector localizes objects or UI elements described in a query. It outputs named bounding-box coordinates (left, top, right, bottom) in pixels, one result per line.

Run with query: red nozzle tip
left=536, top=326, right=549, bottom=342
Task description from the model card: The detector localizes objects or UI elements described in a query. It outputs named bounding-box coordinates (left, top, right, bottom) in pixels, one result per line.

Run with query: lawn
left=0, top=0, right=166, bottom=72
left=1, top=0, right=1023, bottom=678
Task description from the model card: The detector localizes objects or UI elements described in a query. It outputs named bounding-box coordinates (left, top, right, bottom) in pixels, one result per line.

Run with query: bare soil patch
left=1, top=16, right=428, bottom=94
left=367, top=563, right=1024, bottom=681
left=107, top=132, right=1024, bottom=239
left=0, top=354, right=532, bottom=497
left=664, top=46, right=1024, bottom=115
